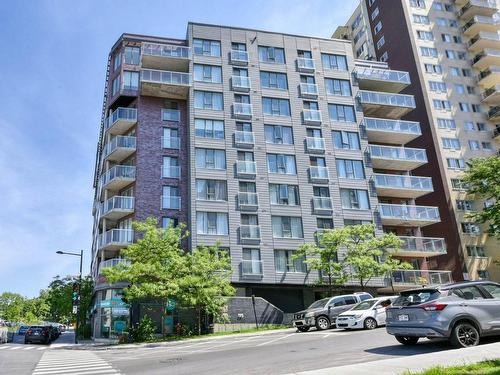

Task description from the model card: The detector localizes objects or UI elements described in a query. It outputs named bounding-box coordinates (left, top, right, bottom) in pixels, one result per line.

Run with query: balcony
left=238, top=192, right=259, bottom=210
left=162, top=136, right=180, bottom=149
left=379, top=203, right=440, bottom=227
left=100, top=196, right=134, bottom=221
left=472, top=48, right=500, bottom=69
left=458, top=0, right=497, bottom=20
left=390, top=270, right=452, bottom=287
left=103, top=136, right=136, bottom=162
left=240, top=225, right=261, bottom=243
left=312, top=197, right=333, bottom=214
left=233, top=103, right=253, bottom=119
left=140, top=69, right=191, bottom=99
left=364, top=117, right=421, bottom=144
left=99, top=165, right=136, bottom=193
left=98, top=258, right=130, bottom=275
left=462, top=15, right=500, bottom=36
left=309, top=166, right=329, bottom=183
left=373, top=174, right=433, bottom=199
left=481, top=85, right=500, bottom=104
left=369, top=145, right=427, bottom=170
left=98, top=229, right=133, bottom=251
left=488, top=105, right=500, bottom=121
left=241, top=260, right=263, bottom=277
left=161, top=195, right=181, bottom=210
left=141, top=42, right=190, bottom=71
left=161, top=109, right=181, bottom=122
left=467, top=32, right=500, bottom=52
left=358, top=90, right=416, bottom=118
left=234, top=131, right=255, bottom=147
left=105, top=107, right=137, bottom=135
left=297, top=57, right=315, bottom=72
left=494, top=126, right=500, bottom=139
left=303, top=109, right=322, bottom=125
left=232, top=76, right=251, bottom=92
left=162, top=165, right=181, bottom=179
left=230, top=50, right=249, bottom=65
left=478, top=65, right=500, bottom=86
left=236, top=160, right=257, bottom=177
left=306, top=137, right=326, bottom=153
left=396, top=236, right=447, bottom=258
left=354, top=67, right=411, bottom=93
left=300, top=83, right=319, bottom=98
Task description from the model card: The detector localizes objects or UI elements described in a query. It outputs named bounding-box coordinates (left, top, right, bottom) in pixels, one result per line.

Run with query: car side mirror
left=328, top=306, right=332, bottom=311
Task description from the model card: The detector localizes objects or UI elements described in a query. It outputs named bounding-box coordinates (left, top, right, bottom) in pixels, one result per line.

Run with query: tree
left=462, top=156, right=500, bottom=239
left=0, top=292, right=26, bottom=322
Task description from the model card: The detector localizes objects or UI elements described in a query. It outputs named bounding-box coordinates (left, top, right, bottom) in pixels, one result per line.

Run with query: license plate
left=398, top=314, right=409, bottom=321
left=34, top=332, right=40, bottom=335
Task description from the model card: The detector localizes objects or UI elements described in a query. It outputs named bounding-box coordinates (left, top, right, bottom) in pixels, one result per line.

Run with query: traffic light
left=72, top=282, right=80, bottom=306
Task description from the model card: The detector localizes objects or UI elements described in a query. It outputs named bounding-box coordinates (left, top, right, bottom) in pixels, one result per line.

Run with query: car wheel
left=395, top=335, right=419, bottom=345
left=315, top=316, right=330, bottom=331
left=297, top=326, right=310, bottom=332
left=364, top=318, right=377, bottom=330
left=450, top=322, right=480, bottom=348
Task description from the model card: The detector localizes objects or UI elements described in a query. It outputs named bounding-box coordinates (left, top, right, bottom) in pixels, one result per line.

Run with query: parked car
left=336, top=296, right=398, bottom=330
left=293, top=292, right=373, bottom=331
left=17, top=325, right=30, bottom=335
left=24, top=326, right=52, bottom=345
left=386, top=281, right=500, bottom=348
left=48, top=325, right=60, bottom=340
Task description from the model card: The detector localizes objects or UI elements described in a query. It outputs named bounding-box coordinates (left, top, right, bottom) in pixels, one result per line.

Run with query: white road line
left=191, top=335, right=263, bottom=352
left=8, top=346, right=21, bottom=350
left=33, top=350, right=121, bottom=375
left=37, top=347, right=48, bottom=350
left=255, top=333, right=296, bottom=347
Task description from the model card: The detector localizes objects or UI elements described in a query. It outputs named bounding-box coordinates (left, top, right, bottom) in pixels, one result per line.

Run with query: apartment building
left=334, top=0, right=500, bottom=283
left=90, top=22, right=452, bottom=339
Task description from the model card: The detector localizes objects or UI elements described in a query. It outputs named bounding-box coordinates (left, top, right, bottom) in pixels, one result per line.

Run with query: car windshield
left=308, top=298, right=329, bottom=309
left=393, top=289, right=441, bottom=307
left=351, top=300, right=377, bottom=310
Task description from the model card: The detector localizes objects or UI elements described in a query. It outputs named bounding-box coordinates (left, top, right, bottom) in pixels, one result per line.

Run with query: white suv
left=336, top=296, right=397, bottom=330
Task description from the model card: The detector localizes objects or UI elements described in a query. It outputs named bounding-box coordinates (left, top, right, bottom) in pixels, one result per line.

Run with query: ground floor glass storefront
left=92, top=289, right=130, bottom=339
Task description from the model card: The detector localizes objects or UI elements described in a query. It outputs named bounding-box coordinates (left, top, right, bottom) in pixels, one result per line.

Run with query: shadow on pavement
left=365, top=339, right=451, bottom=356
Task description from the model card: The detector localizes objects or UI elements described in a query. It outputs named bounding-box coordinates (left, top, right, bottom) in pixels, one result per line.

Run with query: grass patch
left=408, top=359, right=500, bottom=375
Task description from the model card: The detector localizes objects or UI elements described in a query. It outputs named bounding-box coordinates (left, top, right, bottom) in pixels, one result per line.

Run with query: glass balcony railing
left=142, top=43, right=190, bottom=59
left=364, top=117, right=421, bottom=135
left=230, top=50, right=249, bottom=64
left=312, top=197, right=333, bottom=211
left=103, top=136, right=136, bottom=158
left=374, top=174, right=433, bottom=191
left=297, top=57, right=315, bottom=71
left=300, top=83, right=319, bottom=96
left=161, top=109, right=181, bottom=122
left=233, top=103, right=253, bottom=117
left=458, top=0, right=497, bottom=18
left=391, top=270, right=452, bottom=286
left=481, top=85, right=500, bottom=100
left=358, top=90, right=416, bottom=108
left=141, top=69, right=191, bottom=86
left=468, top=31, right=500, bottom=48
left=232, top=75, right=251, bottom=90
left=355, top=67, right=411, bottom=85
left=398, top=236, right=447, bottom=255
left=161, top=196, right=181, bottom=210
left=162, top=165, right=181, bottom=178
left=235, top=131, right=255, bottom=145
left=369, top=145, right=427, bottom=163
left=105, top=107, right=137, bottom=131
left=101, top=196, right=135, bottom=216
left=100, top=165, right=136, bottom=189
left=241, top=260, right=263, bottom=275
left=472, top=48, right=500, bottom=65
left=306, top=137, right=326, bottom=151
left=488, top=105, right=500, bottom=118
left=303, top=109, right=322, bottom=123
left=98, top=258, right=130, bottom=275
left=98, top=229, right=133, bottom=249
left=238, top=192, right=259, bottom=207
left=162, top=136, right=180, bottom=149
left=309, top=166, right=329, bottom=180
left=379, top=203, right=440, bottom=222
left=478, top=65, right=500, bottom=80
left=240, top=225, right=261, bottom=241
left=237, top=160, right=257, bottom=175
left=462, top=15, right=499, bottom=33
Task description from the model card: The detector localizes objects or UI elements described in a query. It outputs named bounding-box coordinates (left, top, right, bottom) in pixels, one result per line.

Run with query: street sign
left=72, top=306, right=78, bottom=314
left=166, top=299, right=176, bottom=311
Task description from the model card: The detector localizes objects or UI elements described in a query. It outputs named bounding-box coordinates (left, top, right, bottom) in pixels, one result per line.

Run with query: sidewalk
left=290, top=341, right=500, bottom=375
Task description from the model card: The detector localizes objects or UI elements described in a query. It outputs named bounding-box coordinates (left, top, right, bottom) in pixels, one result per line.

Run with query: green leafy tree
left=462, top=156, right=500, bottom=239
left=0, top=292, right=26, bottom=322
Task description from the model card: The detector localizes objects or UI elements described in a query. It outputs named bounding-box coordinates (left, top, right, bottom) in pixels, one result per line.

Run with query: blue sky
left=0, top=0, right=358, bottom=297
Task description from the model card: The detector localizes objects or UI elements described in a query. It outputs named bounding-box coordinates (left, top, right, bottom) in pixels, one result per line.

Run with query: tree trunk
left=328, top=274, right=333, bottom=296
left=197, top=307, right=202, bottom=336
left=161, top=301, right=166, bottom=338
left=360, top=278, right=365, bottom=291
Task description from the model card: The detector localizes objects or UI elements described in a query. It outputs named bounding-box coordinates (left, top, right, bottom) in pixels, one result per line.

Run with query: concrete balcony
left=458, top=0, right=497, bottom=20
left=312, top=197, right=333, bottom=214
left=233, top=103, right=253, bottom=119
left=103, top=136, right=136, bottom=162
left=297, top=57, right=315, bottom=72
left=373, top=174, right=433, bottom=199
left=100, top=196, right=134, bottom=221
left=309, top=166, right=329, bottom=183
left=478, top=65, right=500, bottom=87
left=396, top=236, right=447, bottom=258
left=105, top=107, right=137, bottom=135
left=303, top=109, right=322, bottom=125
left=162, top=165, right=181, bottom=179
left=98, top=258, right=130, bottom=275
left=98, top=229, right=133, bottom=251
left=306, top=137, right=326, bottom=153
left=230, top=50, right=249, bottom=65
left=358, top=90, right=416, bottom=119
left=236, top=160, right=257, bottom=177
left=240, top=225, right=261, bottom=243
left=494, top=126, right=500, bottom=139
left=481, top=85, right=500, bottom=104
left=467, top=31, right=500, bottom=52
left=462, top=15, right=500, bottom=36
left=141, top=42, right=190, bottom=71
left=354, top=67, right=411, bottom=93
left=234, top=131, right=255, bottom=147
left=162, top=136, right=180, bottom=149
left=161, top=195, right=181, bottom=210
left=300, top=83, right=319, bottom=98
left=237, top=192, right=259, bottom=210
left=241, top=260, right=263, bottom=277
left=161, top=109, right=181, bottom=122
left=369, top=145, right=427, bottom=170
left=488, top=105, right=500, bottom=121
left=390, top=270, right=452, bottom=288
left=364, top=117, right=421, bottom=144
left=379, top=203, right=440, bottom=227
left=99, top=165, right=136, bottom=193
left=140, top=69, right=191, bottom=99
left=472, top=48, right=500, bottom=69
left=231, top=75, right=251, bottom=92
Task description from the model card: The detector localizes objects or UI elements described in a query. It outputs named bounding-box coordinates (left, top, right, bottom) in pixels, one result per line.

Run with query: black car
left=25, top=326, right=51, bottom=344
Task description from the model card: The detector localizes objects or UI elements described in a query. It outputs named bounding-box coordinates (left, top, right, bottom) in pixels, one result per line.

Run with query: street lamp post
left=56, top=250, right=83, bottom=344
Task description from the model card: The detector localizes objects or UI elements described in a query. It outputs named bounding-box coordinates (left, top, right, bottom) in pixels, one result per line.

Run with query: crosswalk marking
left=0, top=344, right=48, bottom=351
left=33, top=350, right=121, bottom=375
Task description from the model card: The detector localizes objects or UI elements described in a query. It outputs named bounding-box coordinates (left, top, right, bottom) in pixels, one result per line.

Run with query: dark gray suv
left=386, top=281, right=500, bottom=348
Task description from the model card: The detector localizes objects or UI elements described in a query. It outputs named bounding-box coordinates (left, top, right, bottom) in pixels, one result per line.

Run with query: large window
left=275, top=250, right=306, bottom=273
left=332, top=130, right=360, bottom=150
left=260, top=71, right=288, bottom=90
left=123, top=71, right=139, bottom=90
left=196, top=179, right=227, bottom=201
left=195, top=148, right=226, bottom=170
left=328, top=104, right=356, bottom=122
left=442, top=137, right=461, bottom=150
left=194, top=91, right=223, bottom=110
left=269, top=184, right=300, bottom=206
left=196, top=212, right=228, bottom=235
left=461, top=222, right=480, bottom=235
left=446, top=158, right=466, bottom=169
left=336, top=159, right=365, bottom=179
left=194, top=64, right=222, bottom=83
left=325, top=78, right=352, bottom=96
left=124, top=46, right=140, bottom=65
left=340, top=189, right=370, bottom=210
left=321, top=53, right=348, bottom=71
left=193, top=39, right=221, bottom=57
left=264, top=125, right=294, bottom=144
left=272, top=216, right=303, bottom=238
left=267, top=154, right=296, bottom=174
left=195, top=119, right=224, bottom=139
left=262, top=97, right=291, bottom=116
left=112, top=75, right=120, bottom=96
left=258, top=46, right=285, bottom=64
